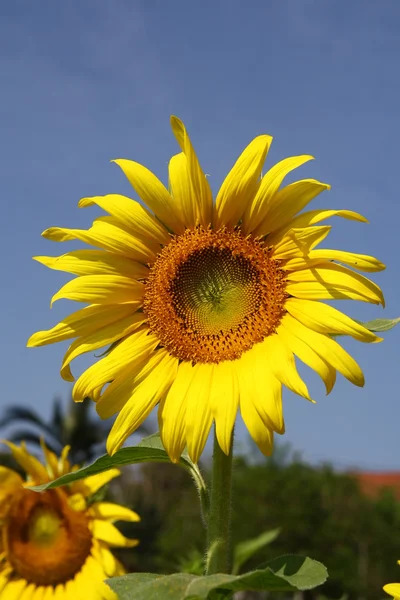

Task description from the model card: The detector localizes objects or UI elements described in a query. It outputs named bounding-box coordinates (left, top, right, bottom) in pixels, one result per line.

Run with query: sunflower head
left=0, top=441, right=139, bottom=599
left=28, top=116, right=385, bottom=464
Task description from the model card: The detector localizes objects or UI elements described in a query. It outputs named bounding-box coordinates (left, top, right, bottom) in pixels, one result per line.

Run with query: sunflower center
left=4, top=488, right=92, bottom=586
left=144, top=227, right=287, bottom=363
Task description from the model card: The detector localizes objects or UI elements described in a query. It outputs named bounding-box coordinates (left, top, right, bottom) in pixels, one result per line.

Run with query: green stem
left=206, top=430, right=233, bottom=575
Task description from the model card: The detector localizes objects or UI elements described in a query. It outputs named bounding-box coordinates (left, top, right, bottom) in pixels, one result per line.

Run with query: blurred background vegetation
left=1, top=396, right=398, bottom=600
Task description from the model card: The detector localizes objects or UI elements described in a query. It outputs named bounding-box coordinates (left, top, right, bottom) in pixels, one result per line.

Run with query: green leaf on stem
left=232, top=527, right=281, bottom=575
left=106, top=555, right=328, bottom=599
left=29, top=433, right=208, bottom=512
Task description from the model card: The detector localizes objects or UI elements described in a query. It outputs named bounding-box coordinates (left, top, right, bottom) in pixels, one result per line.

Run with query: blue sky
left=1, top=0, right=399, bottom=469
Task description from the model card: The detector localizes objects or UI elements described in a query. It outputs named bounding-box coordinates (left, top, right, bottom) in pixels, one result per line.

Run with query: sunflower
left=0, top=441, right=139, bottom=599
left=384, top=584, right=400, bottom=600
left=28, top=116, right=385, bottom=463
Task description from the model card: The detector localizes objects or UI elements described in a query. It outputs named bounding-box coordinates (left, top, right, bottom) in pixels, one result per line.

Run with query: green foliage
left=359, top=317, right=400, bottom=332
left=232, top=528, right=281, bottom=574
left=106, top=555, right=328, bottom=599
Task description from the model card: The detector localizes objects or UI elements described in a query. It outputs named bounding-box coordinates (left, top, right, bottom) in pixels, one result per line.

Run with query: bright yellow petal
left=40, top=439, right=60, bottom=479
left=33, top=250, right=149, bottom=279
left=276, top=319, right=336, bottom=394
left=170, top=116, right=213, bottom=227
left=78, top=194, right=170, bottom=245
left=72, top=328, right=158, bottom=402
left=169, top=152, right=196, bottom=230
left=91, top=519, right=139, bottom=548
left=90, top=502, right=140, bottom=523
left=215, top=135, right=272, bottom=229
left=72, top=468, right=120, bottom=497
left=243, top=156, right=314, bottom=233
left=2, top=441, right=48, bottom=483
left=209, top=361, right=239, bottom=455
left=286, top=263, right=385, bottom=306
left=307, top=249, right=385, bottom=273
left=240, top=394, right=274, bottom=456
left=1, top=580, right=28, bottom=600
left=51, top=274, right=144, bottom=307
left=43, top=218, right=158, bottom=264
left=106, top=352, right=178, bottom=455
left=0, top=466, right=23, bottom=517
left=282, top=314, right=364, bottom=387
left=60, top=313, right=146, bottom=382
left=159, top=361, right=197, bottom=463
left=272, top=226, right=331, bottom=260
left=286, top=298, right=381, bottom=343
left=112, top=158, right=184, bottom=233
left=236, top=345, right=285, bottom=434
left=266, top=208, right=368, bottom=249
left=27, top=304, right=139, bottom=348
left=384, top=584, right=400, bottom=599
left=184, top=364, right=214, bottom=464
left=96, top=348, right=170, bottom=419
left=253, top=178, right=330, bottom=237
left=259, top=335, right=312, bottom=401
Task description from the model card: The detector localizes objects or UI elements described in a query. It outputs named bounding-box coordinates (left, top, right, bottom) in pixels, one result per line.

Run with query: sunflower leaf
left=232, top=527, right=281, bottom=575
left=29, top=432, right=209, bottom=515
left=357, top=317, right=400, bottom=332
left=106, top=555, right=328, bottom=599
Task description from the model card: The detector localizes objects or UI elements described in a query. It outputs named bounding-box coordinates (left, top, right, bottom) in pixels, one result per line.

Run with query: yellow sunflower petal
left=159, top=361, right=197, bottom=463
left=253, top=178, right=330, bottom=237
left=277, top=318, right=336, bottom=394
left=1, top=580, right=28, bottom=600
left=72, top=468, right=121, bottom=497
left=307, top=249, right=385, bottom=273
left=106, top=352, right=178, bottom=455
left=236, top=345, right=285, bottom=433
left=51, top=274, right=144, bottom=307
left=184, top=364, right=214, bottom=464
left=282, top=314, right=364, bottom=387
left=42, top=219, right=158, bottom=264
left=209, top=361, right=239, bottom=455
left=215, top=135, right=272, bottom=229
left=259, top=335, right=312, bottom=401
left=113, top=158, right=184, bottom=234
left=91, top=519, right=139, bottom=548
left=0, top=466, right=23, bottom=517
left=243, top=156, right=314, bottom=233
left=286, top=298, right=381, bottom=343
left=384, top=584, right=400, bottom=599
left=240, top=395, right=274, bottom=456
left=266, top=208, right=368, bottom=248
left=2, top=441, right=48, bottom=483
left=90, top=502, right=140, bottom=523
left=33, top=250, right=149, bottom=279
left=170, top=116, right=213, bottom=227
left=27, top=304, right=138, bottom=348
left=72, top=329, right=158, bottom=402
left=168, top=152, right=195, bottom=230
left=60, top=313, right=146, bottom=382
left=40, top=439, right=60, bottom=479
left=272, top=226, right=331, bottom=260
left=286, top=263, right=385, bottom=306
left=78, top=194, right=170, bottom=245
left=96, top=348, right=170, bottom=419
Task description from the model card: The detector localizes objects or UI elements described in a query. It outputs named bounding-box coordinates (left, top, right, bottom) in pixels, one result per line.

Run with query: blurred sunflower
left=0, top=441, right=139, bottom=599
left=28, top=116, right=385, bottom=463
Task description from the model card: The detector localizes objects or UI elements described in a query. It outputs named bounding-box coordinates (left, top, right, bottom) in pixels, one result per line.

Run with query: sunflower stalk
left=205, top=431, right=233, bottom=575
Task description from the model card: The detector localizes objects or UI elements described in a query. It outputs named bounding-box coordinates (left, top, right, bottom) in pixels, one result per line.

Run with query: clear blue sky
left=1, top=0, right=399, bottom=469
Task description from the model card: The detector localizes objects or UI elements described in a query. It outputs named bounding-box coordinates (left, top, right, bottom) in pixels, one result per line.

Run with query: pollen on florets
left=144, top=227, right=288, bottom=363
